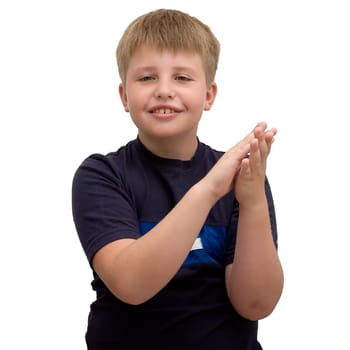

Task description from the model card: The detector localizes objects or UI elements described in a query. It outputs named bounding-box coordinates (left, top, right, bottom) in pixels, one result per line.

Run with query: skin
left=92, top=46, right=284, bottom=321
left=119, top=46, right=215, bottom=160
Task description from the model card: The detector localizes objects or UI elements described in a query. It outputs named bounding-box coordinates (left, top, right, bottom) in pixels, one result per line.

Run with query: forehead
left=127, top=46, right=204, bottom=71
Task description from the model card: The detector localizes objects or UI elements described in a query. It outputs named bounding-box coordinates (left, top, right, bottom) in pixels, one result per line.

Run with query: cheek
left=127, top=95, right=141, bottom=110
left=125, top=94, right=146, bottom=116
left=127, top=86, right=148, bottom=103
left=193, top=94, right=211, bottom=111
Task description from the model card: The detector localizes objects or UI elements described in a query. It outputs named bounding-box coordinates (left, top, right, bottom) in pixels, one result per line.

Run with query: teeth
left=154, top=108, right=174, bottom=114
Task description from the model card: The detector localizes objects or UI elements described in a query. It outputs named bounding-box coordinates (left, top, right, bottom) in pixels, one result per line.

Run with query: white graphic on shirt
left=191, top=237, right=203, bottom=251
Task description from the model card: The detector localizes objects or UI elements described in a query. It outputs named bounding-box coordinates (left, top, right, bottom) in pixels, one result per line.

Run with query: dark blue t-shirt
left=72, top=138, right=277, bottom=350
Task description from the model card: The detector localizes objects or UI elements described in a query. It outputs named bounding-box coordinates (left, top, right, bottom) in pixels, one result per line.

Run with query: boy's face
left=119, top=46, right=217, bottom=154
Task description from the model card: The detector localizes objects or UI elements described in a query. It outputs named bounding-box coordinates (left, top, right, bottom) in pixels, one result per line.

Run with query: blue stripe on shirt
left=139, top=221, right=227, bottom=266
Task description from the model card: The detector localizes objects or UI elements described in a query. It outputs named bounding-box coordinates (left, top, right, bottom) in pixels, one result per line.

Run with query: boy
left=72, top=9, right=284, bottom=350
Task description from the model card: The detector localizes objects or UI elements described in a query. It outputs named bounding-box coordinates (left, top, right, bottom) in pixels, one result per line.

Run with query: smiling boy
left=72, top=9, right=283, bottom=350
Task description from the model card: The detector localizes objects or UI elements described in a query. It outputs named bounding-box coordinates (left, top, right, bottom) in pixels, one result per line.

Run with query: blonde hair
left=116, top=9, right=220, bottom=86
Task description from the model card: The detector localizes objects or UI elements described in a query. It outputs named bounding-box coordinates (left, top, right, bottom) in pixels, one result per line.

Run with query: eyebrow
left=132, top=66, right=199, bottom=75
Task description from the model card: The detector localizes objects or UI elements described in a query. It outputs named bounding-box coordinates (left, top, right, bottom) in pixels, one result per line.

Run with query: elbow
left=115, top=293, right=147, bottom=306
left=231, top=286, right=284, bottom=321
left=121, top=298, right=148, bottom=306
left=239, top=277, right=285, bottom=321
left=108, top=283, right=154, bottom=306
left=236, top=300, right=277, bottom=321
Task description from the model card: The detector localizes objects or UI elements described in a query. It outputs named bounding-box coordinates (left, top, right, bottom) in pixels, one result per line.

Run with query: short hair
left=116, top=9, right=220, bottom=86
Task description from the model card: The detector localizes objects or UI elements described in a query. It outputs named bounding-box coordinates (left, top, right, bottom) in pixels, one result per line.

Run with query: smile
left=152, top=108, right=176, bottom=114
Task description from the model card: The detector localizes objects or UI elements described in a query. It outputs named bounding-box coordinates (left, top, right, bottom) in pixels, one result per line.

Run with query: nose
left=154, top=78, right=175, bottom=99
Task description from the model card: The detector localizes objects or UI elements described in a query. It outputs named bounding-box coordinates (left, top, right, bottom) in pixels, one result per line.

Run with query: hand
left=234, top=122, right=277, bottom=206
left=202, top=122, right=268, bottom=202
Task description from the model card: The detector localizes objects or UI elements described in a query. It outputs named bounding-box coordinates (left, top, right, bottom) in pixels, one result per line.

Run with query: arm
left=92, top=126, right=255, bottom=305
left=93, top=123, right=282, bottom=307
left=225, top=126, right=284, bottom=320
left=93, top=182, right=217, bottom=305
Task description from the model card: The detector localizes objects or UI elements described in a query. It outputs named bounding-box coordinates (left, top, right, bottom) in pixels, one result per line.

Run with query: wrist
left=237, top=194, right=268, bottom=211
left=192, top=179, right=220, bottom=208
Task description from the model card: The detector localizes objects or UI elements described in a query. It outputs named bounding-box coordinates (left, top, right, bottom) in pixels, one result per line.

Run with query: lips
left=149, top=105, right=181, bottom=114
left=152, top=108, right=176, bottom=114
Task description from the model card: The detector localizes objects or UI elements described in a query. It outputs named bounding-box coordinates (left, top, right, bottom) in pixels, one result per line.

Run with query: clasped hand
left=204, top=122, right=277, bottom=205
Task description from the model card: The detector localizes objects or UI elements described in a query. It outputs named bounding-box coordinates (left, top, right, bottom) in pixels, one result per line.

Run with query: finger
left=255, top=121, right=268, bottom=131
left=254, top=124, right=266, bottom=138
left=252, top=126, right=269, bottom=159
left=235, top=122, right=267, bottom=151
left=263, top=129, right=277, bottom=155
left=239, top=157, right=251, bottom=178
left=264, top=128, right=277, bottom=142
left=247, top=138, right=262, bottom=172
left=254, top=125, right=276, bottom=156
left=227, top=123, right=269, bottom=163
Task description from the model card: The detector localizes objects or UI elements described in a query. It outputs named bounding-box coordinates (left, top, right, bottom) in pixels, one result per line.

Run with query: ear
left=118, top=83, right=129, bottom=112
left=204, top=82, right=217, bottom=111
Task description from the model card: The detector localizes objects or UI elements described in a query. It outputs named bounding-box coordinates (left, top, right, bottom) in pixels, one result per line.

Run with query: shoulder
left=75, top=139, right=138, bottom=173
left=72, top=139, right=142, bottom=192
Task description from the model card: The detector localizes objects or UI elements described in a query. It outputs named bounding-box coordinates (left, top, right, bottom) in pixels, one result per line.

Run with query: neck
left=138, top=134, right=198, bottom=161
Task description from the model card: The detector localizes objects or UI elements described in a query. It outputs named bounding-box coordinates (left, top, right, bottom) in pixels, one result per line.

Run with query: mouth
left=150, top=108, right=179, bottom=114
left=148, top=106, right=182, bottom=119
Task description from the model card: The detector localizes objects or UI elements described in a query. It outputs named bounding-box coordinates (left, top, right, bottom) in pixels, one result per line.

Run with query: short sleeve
left=72, top=154, right=140, bottom=265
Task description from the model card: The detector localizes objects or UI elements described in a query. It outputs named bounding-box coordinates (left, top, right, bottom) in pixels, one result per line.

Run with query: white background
left=1, top=0, right=349, bottom=349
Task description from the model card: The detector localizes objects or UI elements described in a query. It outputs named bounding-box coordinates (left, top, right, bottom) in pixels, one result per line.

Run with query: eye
left=138, top=75, right=155, bottom=82
left=175, top=75, right=191, bottom=81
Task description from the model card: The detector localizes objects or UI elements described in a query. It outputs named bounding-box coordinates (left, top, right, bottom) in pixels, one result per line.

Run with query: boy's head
left=116, top=9, right=220, bottom=87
